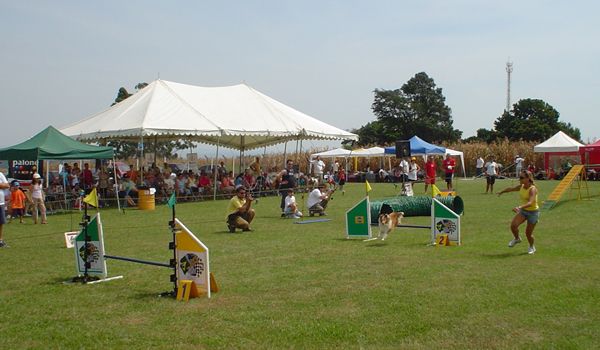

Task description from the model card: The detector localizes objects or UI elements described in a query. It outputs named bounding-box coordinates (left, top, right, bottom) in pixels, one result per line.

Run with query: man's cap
left=33, top=173, right=41, bottom=179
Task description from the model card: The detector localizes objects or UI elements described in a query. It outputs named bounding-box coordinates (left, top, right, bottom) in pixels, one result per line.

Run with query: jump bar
left=104, top=255, right=171, bottom=268
left=370, top=223, right=431, bottom=229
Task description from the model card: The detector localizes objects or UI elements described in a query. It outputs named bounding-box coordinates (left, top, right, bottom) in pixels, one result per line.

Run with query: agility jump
left=69, top=195, right=214, bottom=299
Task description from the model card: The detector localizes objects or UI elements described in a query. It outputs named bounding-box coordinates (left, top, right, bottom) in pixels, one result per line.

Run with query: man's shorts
left=486, top=175, right=496, bottom=185
left=0, top=206, right=6, bottom=225
left=476, top=168, right=483, bottom=176
left=519, top=209, right=539, bottom=225
left=445, top=173, right=453, bottom=183
left=425, top=177, right=435, bottom=185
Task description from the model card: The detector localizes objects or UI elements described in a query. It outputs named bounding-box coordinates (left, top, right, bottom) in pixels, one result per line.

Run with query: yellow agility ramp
left=542, top=165, right=588, bottom=210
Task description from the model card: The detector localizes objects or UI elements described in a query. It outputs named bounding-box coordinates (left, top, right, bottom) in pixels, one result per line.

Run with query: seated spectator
left=242, top=168, right=256, bottom=189
left=220, top=173, right=235, bottom=195
left=176, top=173, right=191, bottom=198
left=283, top=188, right=303, bottom=218
left=119, top=175, right=137, bottom=207
left=197, top=171, right=212, bottom=194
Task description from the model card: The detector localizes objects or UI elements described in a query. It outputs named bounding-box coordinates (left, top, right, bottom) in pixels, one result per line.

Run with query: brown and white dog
left=376, top=211, right=404, bottom=241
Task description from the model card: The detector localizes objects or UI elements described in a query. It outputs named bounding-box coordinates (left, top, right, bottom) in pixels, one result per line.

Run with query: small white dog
left=376, top=211, right=404, bottom=241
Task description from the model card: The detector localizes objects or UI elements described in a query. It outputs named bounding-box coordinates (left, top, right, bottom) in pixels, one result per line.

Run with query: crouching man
left=307, top=183, right=333, bottom=216
left=226, top=186, right=255, bottom=232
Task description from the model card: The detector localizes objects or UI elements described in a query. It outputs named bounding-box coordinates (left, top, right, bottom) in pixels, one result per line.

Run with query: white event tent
left=60, top=79, right=357, bottom=150
left=60, top=79, right=357, bottom=199
left=534, top=131, right=584, bottom=170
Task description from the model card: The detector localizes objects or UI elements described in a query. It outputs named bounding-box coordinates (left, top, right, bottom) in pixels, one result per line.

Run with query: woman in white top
left=408, top=157, right=420, bottom=182
left=31, top=174, right=47, bottom=224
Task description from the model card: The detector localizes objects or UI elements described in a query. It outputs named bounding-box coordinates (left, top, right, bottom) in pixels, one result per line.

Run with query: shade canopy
left=384, top=136, right=446, bottom=155
left=533, top=131, right=583, bottom=153
left=0, top=126, right=114, bottom=160
left=60, top=80, right=357, bottom=150
left=311, top=148, right=353, bottom=158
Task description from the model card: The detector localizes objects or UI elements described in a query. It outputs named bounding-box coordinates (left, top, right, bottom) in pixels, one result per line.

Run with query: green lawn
left=1, top=179, right=599, bottom=349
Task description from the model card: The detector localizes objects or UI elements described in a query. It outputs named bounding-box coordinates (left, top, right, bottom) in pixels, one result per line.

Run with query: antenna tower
left=505, top=60, right=513, bottom=112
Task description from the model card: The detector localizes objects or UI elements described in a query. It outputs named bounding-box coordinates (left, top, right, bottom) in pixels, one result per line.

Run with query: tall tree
left=363, top=72, right=461, bottom=145
left=494, top=99, right=581, bottom=142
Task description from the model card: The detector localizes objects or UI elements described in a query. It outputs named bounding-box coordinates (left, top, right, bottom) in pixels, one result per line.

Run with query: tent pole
left=153, top=135, right=158, bottom=166
left=213, top=138, right=220, bottom=201
left=283, top=142, right=287, bottom=168
left=113, top=156, right=121, bottom=212
left=140, top=134, right=144, bottom=186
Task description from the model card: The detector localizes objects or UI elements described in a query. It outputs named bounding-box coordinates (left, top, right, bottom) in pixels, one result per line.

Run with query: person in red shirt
left=442, top=155, right=456, bottom=191
left=82, top=163, right=94, bottom=190
left=197, top=171, right=212, bottom=194
left=424, top=156, right=437, bottom=193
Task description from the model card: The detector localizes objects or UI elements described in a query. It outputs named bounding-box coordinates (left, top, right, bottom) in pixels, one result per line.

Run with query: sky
left=1, top=1, right=599, bottom=155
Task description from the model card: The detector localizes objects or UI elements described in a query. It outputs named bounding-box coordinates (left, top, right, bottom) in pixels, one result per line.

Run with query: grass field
left=1, top=178, right=600, bottom=349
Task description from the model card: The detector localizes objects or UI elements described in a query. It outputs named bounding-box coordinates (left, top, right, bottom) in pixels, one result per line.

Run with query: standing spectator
left=408, top=157, right=420, bottom=185
left=442, top=155, right=456, bottom=191
left=226, top=186, right=255, bottom=232
left=332, top=160, right=340, bottom=175
left=514, top=155, right=525, bottom=178
left=424, top=156, right=437, bottom=194
left=217, top=161, right=227, bottom=179
left=485, top=156, right=499, bottom=194
left=0, top=169, right=10, bottom=247
left=30, top=174, right=47, bottom=224
left=310, top=156, right=326, bottom=184
left=98, top=167, right=110, bottom=206
left=399, top=157, right=409, bottom=184
left=9, top=181, right=27, bottom=223
left=249, top=156, right=261, bottom=176
left=476, top=156, right=485, bottom=177
left=497, top=170, right=539, bottom=254
left=71, top=162, right=81, bottom=189
left=337, top=168, right=346, bottom=194
left=278, top=160, right=297, bottom=216
left=82, top=163, right=94, bottom=190
left=59, top=163, right=71, bottom=191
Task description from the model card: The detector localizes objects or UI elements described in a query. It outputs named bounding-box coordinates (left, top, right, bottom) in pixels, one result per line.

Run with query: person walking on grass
left=497, top=170, right=539, bottom=255
left=0, top=170, right=10, bottom=247
left=31, top=174, right=47, bottom=224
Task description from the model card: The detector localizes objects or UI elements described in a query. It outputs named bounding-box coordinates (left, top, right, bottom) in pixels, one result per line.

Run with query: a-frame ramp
left=542, top=165, right=587, bottom=210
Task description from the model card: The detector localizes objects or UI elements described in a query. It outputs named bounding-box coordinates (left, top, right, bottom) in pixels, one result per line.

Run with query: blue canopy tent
left=384, top=136, right=446, bottom=156
left=384, top=136, right=466, bottom=177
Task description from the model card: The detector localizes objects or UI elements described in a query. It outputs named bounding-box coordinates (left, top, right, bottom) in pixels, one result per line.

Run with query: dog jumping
left=364, top=211, right=404, bottom=241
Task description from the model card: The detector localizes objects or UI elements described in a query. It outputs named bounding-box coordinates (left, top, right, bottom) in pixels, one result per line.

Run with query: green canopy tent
left=0, top=126, right=116, bottom=210
left=0, top=126, right=113, bottom=160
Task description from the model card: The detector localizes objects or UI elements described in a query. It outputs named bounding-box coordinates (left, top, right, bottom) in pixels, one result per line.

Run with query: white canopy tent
left=533, top=131, right=583, bottom=153
left=60, top=79, right=357, bottom=150
left=534, top=131, right=584, bottom=170
left=60, top=79, right=357, bottom=199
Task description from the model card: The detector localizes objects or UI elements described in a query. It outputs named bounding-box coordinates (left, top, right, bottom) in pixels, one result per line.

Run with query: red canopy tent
left=579, top=139, right=600, bottom=171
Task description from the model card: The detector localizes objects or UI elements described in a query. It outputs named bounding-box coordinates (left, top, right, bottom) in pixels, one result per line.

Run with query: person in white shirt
left=307, top=183, right=333, bottom=216
left=399, top=157, right=409, bottom=183
left=0, top=170, right=10, bottom=247
left=283, top=188, right=303, bottom=218
left=31, top=173, right=47, bottom=224
left=310, top=156, right=326, bottom=184
left=484, top=157, right=499, bottom=194
left=476, top=156, right=485, bottom=177
left=514, top=155, right=525, bottom=178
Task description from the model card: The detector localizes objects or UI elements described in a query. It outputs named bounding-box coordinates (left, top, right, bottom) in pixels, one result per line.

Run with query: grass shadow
left=480, top=251, right=527, bottom=258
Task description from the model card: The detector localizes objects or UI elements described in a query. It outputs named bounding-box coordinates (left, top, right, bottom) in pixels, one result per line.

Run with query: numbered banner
left=431, top=198, right=461, bottom=246
left=345, top=197, right=371, bottom=239
left=175, top=219, right=210, bottom=298
left=74, top=214, right=108, bottom=277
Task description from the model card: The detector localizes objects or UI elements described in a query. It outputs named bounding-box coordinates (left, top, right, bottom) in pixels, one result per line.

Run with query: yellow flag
left=431, top=184, right=442, bottom=198
left=365, top=180, right=372, bottom=193
left=83, top=188, right=99, bottom=207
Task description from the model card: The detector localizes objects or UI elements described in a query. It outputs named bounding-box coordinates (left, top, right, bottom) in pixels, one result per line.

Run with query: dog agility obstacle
left=70, top=202, right=213, bottom=299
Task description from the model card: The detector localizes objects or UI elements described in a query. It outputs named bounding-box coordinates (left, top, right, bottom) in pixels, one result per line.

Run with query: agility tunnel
left=370, top=196, right=464, bottom=224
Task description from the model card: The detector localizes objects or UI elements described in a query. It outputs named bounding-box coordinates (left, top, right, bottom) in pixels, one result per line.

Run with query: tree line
left=352, top=72, right=581, bottom=146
